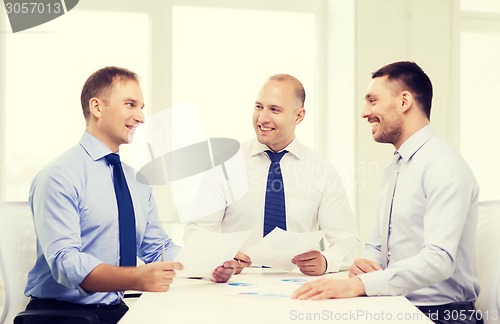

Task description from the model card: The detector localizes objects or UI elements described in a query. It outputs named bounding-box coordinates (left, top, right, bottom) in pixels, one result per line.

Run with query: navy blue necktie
left=263, top=150, right=288, bottom=237
left=105, top=153, right=137, bottom=267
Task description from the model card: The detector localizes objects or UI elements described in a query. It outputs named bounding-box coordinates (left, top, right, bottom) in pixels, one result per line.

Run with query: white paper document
left=174, top=229, right=250, bottom=278
left=243, top=228, right=325, bottom=271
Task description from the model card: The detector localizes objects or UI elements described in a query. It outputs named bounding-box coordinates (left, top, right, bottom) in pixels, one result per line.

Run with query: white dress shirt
left=360, top=125, right=480, bottom=306
left=184, top=138, right=359, bottom=273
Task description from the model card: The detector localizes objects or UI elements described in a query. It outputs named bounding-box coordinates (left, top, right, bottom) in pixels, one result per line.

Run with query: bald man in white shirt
left=185, top=74, right=359, bottom=276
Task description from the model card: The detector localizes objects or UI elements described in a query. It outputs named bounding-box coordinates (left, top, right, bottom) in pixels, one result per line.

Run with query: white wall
left=0, top=7, right=6, bottom=201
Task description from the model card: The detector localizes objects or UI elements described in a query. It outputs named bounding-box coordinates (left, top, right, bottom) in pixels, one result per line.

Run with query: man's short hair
left=80, top=66, right=138, bottom=120
left=372, top=61, right=433, bottom=119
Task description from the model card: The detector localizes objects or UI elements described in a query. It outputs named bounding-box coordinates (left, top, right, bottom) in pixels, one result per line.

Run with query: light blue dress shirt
left=360, top=125, right=480, bottom=306
left=25, top=131, right=181, bottom=305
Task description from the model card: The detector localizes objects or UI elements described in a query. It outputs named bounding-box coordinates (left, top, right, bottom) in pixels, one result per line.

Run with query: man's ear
left=89, top=97, right=102, bottom=118
left=400, top=91, right=413, bottom=113
left=295, top=107, right=305, bottom=125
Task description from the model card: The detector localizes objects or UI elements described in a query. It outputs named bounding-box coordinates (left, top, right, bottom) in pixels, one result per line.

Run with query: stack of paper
left=174, top=228, right=325, bottom=276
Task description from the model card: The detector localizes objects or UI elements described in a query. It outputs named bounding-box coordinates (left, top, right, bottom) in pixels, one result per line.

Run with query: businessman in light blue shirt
left=292, top=62, right=482, bottom=324
left=25, top=66, right=236, bottom=323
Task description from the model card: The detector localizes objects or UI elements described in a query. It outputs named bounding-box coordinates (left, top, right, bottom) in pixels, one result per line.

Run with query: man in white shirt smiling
left=292, top=61, right=482, bottom=324
left=185, top=74, right=359, bottom=276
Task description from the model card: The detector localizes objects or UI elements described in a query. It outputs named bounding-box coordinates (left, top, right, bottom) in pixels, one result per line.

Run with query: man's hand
left=291, top=277, right=366, bottom=300
left=80, top=262, right=183, bottom=293
left=136, top=262, right=184, bottom=292
left=211, top=260, right=237, bottom=283
left=233, top=251, right=252, bottom=274
left=292, top=250, right=327, bottom=276
left=348, top=258, right=381, bottom=277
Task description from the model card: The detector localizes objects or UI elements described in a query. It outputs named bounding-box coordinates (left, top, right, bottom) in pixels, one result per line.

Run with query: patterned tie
left=381, top=151, right=401, bottom=268
left=105, top=153, right=137, bottom=266
left=263, top=150, right=288, bottom=237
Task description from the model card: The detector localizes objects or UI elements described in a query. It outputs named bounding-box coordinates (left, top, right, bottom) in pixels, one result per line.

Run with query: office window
left=172, top=6, right=317, bottom=147
left=461, top=3, right=500, bottom=200
left=168, top=6, right=319, bottom=223
left=4, top=11, right=150, bottom=201
left=2, top=1, right=352, bottom=226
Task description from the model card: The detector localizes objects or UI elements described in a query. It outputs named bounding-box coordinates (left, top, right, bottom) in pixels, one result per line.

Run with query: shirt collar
left=249, top=137, right=303, bottom=160
left=398, top=124, right=434, bottom=162
left=79, top=131, right=116, bottom=162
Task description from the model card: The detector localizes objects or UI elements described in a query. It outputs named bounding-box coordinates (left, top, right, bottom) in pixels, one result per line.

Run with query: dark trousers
left=23, top=297, right=129, bottom=324
left=417, top=302, right=484, bottom=324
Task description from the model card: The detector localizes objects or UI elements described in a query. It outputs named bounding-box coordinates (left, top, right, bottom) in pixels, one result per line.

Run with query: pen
left=234, top=258, right=249, bottom=266
left=221, top=162, right=235, bottom=204
left=161, top=242, right=165, bottom=262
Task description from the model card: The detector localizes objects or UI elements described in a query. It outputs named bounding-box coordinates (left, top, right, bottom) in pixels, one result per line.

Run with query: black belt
left=417, top=301, right=483, bottom=324
left=417, top=301, right=476, bottom=311
left=30, top=296, right=126, bottom=310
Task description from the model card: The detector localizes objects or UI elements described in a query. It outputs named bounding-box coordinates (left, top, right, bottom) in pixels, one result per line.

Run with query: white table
left=119, top=268, right=432, bottom=323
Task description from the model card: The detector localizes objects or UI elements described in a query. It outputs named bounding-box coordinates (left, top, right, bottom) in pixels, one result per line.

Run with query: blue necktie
left=263, top=150, right=288, bottom=237
left=105, top=153, right=137, bottom=267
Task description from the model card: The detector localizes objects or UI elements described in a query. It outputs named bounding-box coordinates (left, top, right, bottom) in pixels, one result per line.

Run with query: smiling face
left=89, top=78, right=145, bottom=152
left=253, top=79, right=305, bottom=152
left=361, top=76, right=404, bottom=148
